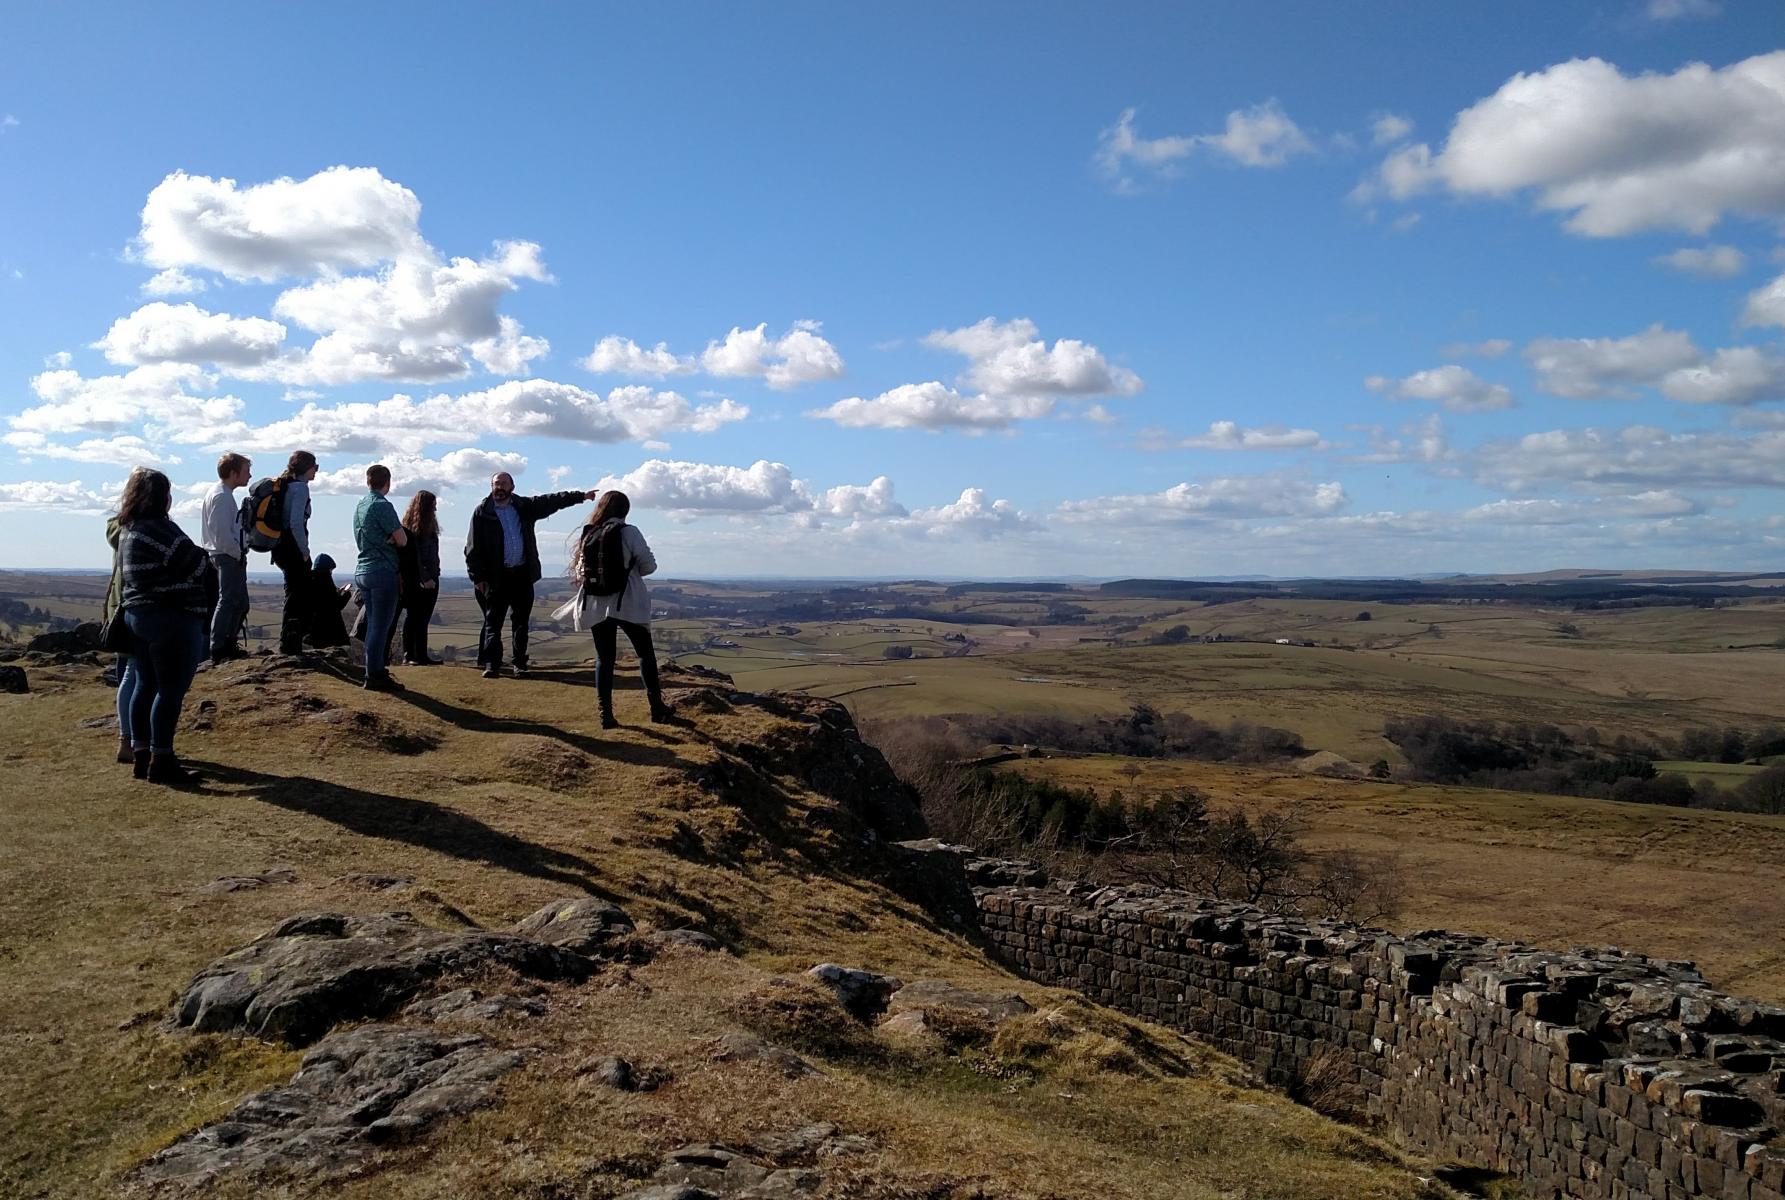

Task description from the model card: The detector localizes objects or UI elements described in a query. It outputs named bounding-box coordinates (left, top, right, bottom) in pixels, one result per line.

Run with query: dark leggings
left=592, top=618, right=661, bottom=708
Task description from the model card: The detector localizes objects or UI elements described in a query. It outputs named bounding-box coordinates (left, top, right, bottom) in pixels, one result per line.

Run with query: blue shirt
left=495, top=501, right=524, bottom=568
left=353, top=491, right=401, bottom=577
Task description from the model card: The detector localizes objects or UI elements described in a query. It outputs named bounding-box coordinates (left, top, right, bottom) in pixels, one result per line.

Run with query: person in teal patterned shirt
left=352, top=464, right=408, bottom=691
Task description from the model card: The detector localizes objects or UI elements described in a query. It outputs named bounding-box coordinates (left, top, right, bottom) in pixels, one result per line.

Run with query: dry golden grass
left=0, top=656, right=1443, bottom=1199
left=1001, top=754, right=1785, bottom=1002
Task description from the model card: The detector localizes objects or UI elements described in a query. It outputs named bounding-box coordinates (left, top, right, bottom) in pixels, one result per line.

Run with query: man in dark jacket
left=465, top=472, right=595, bottom=678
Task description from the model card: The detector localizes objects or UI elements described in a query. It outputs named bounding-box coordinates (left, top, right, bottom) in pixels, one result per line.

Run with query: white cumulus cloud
left=582, top=336, right=696, bottom=378
left=1161, top=420, right=1329, bottom=451
left=1653, top=244, right=1747, bottom=277
left=0, top=480, right=118, bottom=514
left=94, top=302, right=286, bottom=367
left=1658, top=346, right=1785, bottom=405
left=925, top=317, right=1141, bottom=398
left=1056, top=476, right=1348, bottom=524
left=1, top=432, right=174, bottom=468
left=1371, top=113, right=1414, bottom=146
left=1360, top=51, right=1785, bottom=236
left=1365, top=364, right=1515, bottom=412
left=9, top=363, right=242, bottom=442
left=809, top=382, right=1053, bottom=432
left=597, top=459, right=810, bottom=513
left=814, top=476, right=907, bottom=520
left=1096, top=102, right=1312, bottom=190
left=699, top=322, right=845, bottom=389
left=141, top=268, right=207, bottom=297
left=910, top=488, right=1037, bottom=535
left=1523, top=325, right=1702, bottom=398
left=136, top=166, right=429, bottom=282
left=311, top=448, right=530, bottom=496
left=1742, top=270, right=1785, bottom=329
left=1472, top=425, right=1785, bottom=490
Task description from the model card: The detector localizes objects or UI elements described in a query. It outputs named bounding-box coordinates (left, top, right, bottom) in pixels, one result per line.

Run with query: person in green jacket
left=102, top=513, right=137, bottom=766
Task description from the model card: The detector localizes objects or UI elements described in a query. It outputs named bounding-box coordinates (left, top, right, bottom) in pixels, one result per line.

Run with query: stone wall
left=967, top=865, right=1785, bottom=1200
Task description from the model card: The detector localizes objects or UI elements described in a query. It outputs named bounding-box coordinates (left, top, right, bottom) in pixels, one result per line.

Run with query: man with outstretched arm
left=465, top=472, right=596, bottom=678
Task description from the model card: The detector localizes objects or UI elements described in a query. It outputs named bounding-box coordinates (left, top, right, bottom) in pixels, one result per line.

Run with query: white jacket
left=552, top=523, right=657, bottom=629
left=201, top=481, right=243, bottom=558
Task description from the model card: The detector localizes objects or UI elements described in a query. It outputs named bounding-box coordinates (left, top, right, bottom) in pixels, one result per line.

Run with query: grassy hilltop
left=0, top=652, right=1445, bottom=1200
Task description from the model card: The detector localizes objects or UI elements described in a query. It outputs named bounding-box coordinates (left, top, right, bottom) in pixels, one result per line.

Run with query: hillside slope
left=0, top=651, right=1444, bottom=1200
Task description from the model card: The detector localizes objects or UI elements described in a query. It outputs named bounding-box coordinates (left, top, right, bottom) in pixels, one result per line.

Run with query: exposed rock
left=805, top=963, right=902, bottom=1020
left=195, top=869, right=298, bottom=895
left=169, top=911, right=593, bottom=1045
left=653, top=1144, right=770, bottom=1192
left=617, top=1186, right=720, bottom=1200
left=514, top=897, right=635, bottom=955
left=26, top=623, right=100, bottom=654
left=753, top=1122, right=873, bottom=1160
left=884, top=979, right=1032, bottom=1023
left=403, top=987, right=546, bottom=1022
left=648, top=928, right=726, bottom=953
left=709, top=1032, right=819, bottom=1079
left=135, top=1024, right=522, bottom=1186
left=887, top=839, right=983, bottom=927
left=330, top=872, right=413, bottom=891
left=574, top=1053, right=669, bottom=1093
left=738, top=1169, right=823, bottom=1197
left=0, top=665, right=27, bottom=694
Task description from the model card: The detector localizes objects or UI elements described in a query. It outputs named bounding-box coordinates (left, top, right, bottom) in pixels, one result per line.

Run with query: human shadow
left=195, top=760, right=624, bottom=901
left=387, top=686, right=695, bottom=768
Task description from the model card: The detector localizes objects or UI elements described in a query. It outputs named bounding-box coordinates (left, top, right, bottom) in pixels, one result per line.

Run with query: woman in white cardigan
left=560, top=490, right=669, bottom=727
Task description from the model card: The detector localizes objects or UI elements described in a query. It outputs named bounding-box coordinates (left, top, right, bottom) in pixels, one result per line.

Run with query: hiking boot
left=482, top=666, right=499, bottom=679
left=146, top=753, right=200, bottom=788
left=116, top=736, right=134, bottom=765
left=600, top=709, right=619, bottom=730
left=649, top=701, right=674, bottom=724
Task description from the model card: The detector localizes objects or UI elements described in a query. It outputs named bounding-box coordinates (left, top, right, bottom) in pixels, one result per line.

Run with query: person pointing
left=465, top=472, right=597, bottom=678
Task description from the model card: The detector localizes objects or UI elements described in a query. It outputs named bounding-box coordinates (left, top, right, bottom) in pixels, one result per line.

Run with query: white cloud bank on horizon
left=583, top=321, right=845, bottom=389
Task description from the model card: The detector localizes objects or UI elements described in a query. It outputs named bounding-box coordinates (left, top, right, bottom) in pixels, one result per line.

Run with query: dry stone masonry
left=962, top=856, right=1785, bottom=1200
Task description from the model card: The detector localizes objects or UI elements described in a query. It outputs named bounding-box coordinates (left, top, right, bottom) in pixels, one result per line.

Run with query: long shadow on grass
left=387, top=687, right=696, bottom=768
left=198, top=761, right=625, bottom=900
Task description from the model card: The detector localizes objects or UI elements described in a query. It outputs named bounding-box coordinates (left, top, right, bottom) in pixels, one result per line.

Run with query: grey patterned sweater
left=119, top=517, right=210, bottom=615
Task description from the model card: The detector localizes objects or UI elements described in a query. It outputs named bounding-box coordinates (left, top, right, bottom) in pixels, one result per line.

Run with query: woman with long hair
left=562, top=490, right=668, bottom=727
left=102, top=508, right=138, bottom=767
left=116, top=467, right=212, bottom=786
left=397, top=490, right=441, bottom=665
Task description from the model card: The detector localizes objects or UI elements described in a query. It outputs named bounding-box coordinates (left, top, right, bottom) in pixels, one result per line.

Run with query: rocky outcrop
left=169, top=911, right=594, bottom=1046
left=136, top=1025, right=524, bottom=1187
left=0, top=664, right=27, bottom=694
left=617, top=1124, right=873, bottom=1200
left=25, top=622, right=101, bottom=654
left=804, top=964, right=902, bottom=1020
left=971, top=872, right=1785, bottom=1200
left=513, top=897, right=635, bottom=955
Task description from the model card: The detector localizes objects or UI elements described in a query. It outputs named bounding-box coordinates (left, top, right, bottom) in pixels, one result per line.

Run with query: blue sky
left=2, top=3, right=1781, bottom=577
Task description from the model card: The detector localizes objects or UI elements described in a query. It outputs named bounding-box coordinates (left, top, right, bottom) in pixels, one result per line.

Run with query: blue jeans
left=209, top=552, right=249, bottom=656
left=123, top=607, right=205, bottom=753
left=116, top=653, right=139, bottom=745
left=356, top=570, right=398, bottom=680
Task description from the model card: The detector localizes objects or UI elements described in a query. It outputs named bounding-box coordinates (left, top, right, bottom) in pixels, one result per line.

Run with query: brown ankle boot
left=116, top=735, right=134, bottom=764
left=147, top=753, right=199, bottom=788
left=132, top=748, right=150, bottom=780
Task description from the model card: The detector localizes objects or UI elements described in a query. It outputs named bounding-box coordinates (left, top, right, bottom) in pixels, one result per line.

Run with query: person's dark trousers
left=592, top=618, right=663, bottom=712
left=123, top=607, right=205, bottom=753
left=273, top=544, right=309, bottom=653
left=208, top=553, right=249, bottom=658
left=403, top=585, right=439, bottom=662
left=356, top=570, right=399, bottom=683
left=478, top=568, right=535, bottom=669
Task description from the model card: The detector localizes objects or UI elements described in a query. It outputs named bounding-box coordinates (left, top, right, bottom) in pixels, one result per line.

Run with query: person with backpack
left=396, top=490, right=441, bottom=665
left=201, top=451, right=252, bottom=663
left=464, top=471, right=595, bottom=679
left=246, top=450, right=319, bottom=655
left=352, top=464, right=408, bottom=691
left=558, top=490, right=669, bottom=728
left=116, top=467, right=213, bottom=786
